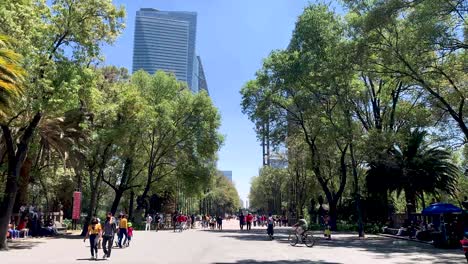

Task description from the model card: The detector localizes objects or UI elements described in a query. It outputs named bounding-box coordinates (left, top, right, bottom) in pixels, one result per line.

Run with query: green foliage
left=204, top=173, right=241, bottom=215
left=242, top=1, right=467, bottom=235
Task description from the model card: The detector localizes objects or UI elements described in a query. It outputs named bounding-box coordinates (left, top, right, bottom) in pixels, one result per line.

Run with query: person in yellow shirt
left=118, top=214, right=128, bottom=248
left=84, top=218, right=102, bottom=260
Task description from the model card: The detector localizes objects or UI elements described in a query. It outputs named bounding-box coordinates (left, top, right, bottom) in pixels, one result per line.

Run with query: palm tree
left=0, top=34, right=24, bottom=116
left=367, top=129, right=459, bottom=214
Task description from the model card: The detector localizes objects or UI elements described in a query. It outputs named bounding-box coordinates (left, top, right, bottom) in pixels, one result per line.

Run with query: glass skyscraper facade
left=132, top=8, right=207, bottom=93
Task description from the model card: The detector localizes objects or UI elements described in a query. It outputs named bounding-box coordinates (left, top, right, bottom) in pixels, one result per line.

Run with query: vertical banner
left=72, top=191, right=81, bottom=220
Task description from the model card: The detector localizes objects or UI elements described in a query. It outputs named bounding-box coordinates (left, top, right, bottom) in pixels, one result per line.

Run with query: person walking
left=239, top=213, right=245, bottom=230
left=101, top=212, right=116, bottom=260
left=84, top=218, right=102, bottom=260
left=172, top=211, right=178, bottom=232
left=217, top=215, right=223, bottom=230
left=267, top=213, right=275, bottom=239
left=246, top=213, right=253, bottom=230
left=126, top=222, right=134, bottom=247
left=145, top=214, right=153, bottom=231
left=155, top=213, right=161, bottom=231
left=118, top=214, right=128, bottom=248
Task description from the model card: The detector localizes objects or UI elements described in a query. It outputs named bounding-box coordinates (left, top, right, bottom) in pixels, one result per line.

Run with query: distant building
left=132, top=8, right=207, bottom=93
left=220, top=170, right=232, bottom=182
left=270, top=154, right=288, bottom=169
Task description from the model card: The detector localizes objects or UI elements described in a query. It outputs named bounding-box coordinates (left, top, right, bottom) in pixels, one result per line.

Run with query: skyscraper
left=132, top=8, right=207, bottom=93
left=220, top=170, right=233, bottom=182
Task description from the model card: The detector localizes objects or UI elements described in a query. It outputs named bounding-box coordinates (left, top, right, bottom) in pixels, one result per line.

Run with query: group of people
left=83, top=212, right=134, bottom=260
left=6, top=207, right=60, bottom=239
left=144, top=213, right=165, bottom=231
left=201, top=215, right=223, bottom=230
left=171, top=212, right=196, bottom=232
left=252, top=214, right=288, bottom=227
left=238, top=213, right=288, bottom=231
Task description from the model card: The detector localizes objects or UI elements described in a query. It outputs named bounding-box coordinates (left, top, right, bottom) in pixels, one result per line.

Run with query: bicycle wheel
left=304, top=232, right=316, bottom=248
left=288, top=233, right=298, bottom=246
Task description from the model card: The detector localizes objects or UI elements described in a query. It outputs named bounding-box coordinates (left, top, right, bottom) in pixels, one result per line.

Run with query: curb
left=378, top=233, right=433, bottom=245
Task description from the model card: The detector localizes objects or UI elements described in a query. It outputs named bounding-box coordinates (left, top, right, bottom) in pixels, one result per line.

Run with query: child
left=126, top=222, right=133, bottom=247
left=460, top=233, right=468, bottom=263
left=323, top=215, right=331, bottom=240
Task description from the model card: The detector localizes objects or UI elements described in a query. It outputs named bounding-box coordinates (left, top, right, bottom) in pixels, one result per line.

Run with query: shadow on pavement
left=55, top=234, right=84, bottom=239
left=211, top=229, right=464, bottom=264
left=214, top=260, right=340, bottom=264
left=76, top=258, right=107, bottom=261
left=6, top=240, right=45, bottom=250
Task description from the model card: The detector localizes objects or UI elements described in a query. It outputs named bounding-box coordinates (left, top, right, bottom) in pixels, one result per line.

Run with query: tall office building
left=220, top=170, right=233, bottom=182
left=132, top=8, right=207, bottom=93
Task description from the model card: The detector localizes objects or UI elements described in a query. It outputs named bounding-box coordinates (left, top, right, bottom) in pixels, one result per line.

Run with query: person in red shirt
left=17, top=217, right=29, bottom=237
left=246, top=213, right=253, bottom=230
left=460, top=233, right=468, bottom=262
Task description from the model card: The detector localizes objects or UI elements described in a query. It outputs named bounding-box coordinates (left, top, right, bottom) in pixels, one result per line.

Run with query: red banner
left=72, top=191, right=81, bottom=220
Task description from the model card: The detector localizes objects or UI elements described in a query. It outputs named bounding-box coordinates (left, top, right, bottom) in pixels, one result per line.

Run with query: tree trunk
left=109, top=158, right=132, bottom=215
left=110, top=190, right=124, bottom=216
left=0, top=112, right=42, bottom=250
left=129, top=190, right=135, bottom=221
left=13, top=158, right=33, bottom=213
left=328, top=200, right=338, bottom=231
left=350, top=143, right=364, bottom=237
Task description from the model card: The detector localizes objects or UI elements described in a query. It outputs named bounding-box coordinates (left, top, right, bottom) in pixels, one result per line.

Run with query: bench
left=382, top=227, right=399, bottom=235
left=54, top=221, right=67, bottom=234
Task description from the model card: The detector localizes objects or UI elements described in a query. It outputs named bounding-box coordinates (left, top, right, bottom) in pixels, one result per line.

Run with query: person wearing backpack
left=101, top=212, right=116, bottom=260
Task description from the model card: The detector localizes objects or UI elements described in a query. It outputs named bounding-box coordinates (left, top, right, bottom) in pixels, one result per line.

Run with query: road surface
left=1, top=220, right=464, bottom=263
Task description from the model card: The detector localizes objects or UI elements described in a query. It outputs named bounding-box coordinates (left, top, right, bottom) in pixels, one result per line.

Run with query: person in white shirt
left=145, top=215, right=153, bottom=231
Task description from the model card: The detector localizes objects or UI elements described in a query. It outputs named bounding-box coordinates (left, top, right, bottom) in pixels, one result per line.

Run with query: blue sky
left=102, top=0, right=312, bottom=204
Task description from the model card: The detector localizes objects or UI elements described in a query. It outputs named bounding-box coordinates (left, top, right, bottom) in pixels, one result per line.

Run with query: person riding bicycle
left=293, top=217, right=308, bottom=237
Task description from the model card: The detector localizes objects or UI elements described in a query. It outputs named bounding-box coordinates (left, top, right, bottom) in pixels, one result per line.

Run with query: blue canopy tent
left=422, top=203, right=463, bottom=215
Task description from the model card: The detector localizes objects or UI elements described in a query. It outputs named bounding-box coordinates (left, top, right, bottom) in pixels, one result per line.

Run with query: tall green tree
left=0, top=0, right=124, bottom=249
left=0, top=34, right=24, bottom=117
left=367, top=129, right=459, bottom=213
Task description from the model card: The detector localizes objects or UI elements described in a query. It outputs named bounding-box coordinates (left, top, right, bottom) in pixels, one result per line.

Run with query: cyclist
left=293, top=216, right=308, bottom=237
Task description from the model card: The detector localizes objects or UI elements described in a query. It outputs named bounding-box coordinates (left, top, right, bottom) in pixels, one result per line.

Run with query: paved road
left=1, top=221, right=465, bottom=263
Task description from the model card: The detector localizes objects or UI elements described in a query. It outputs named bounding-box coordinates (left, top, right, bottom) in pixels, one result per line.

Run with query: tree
left=132, top=70, right=222, bottom=215
left=242, top=5, right=357, bottom=230
left=367, top=129, right=459, bottom=214
left=0, top=0, right=124, bottom=249
left=0, top=34, right=24, bottom=117
left=205, top=173, right=240, bottom=216
left=345, top=0, right=468, bottom=143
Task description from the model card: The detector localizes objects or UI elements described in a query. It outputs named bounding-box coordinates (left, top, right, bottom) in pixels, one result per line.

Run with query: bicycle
left=288, top=227, right=317, bottom=247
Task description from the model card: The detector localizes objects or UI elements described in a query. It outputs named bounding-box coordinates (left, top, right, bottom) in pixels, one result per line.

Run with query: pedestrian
left=323, top=215, right=331, bottom=240
left=172, top=211, right=178, bottom=232
left=217, top=215, right=223, bottom=230
left=186, top=214, right=192, bottom=229
left=246, top=213, right=253, bottom=230
left=84, top=217, right=102, bottom=260
left=267, top=213, right=274, bottom=239
left=102, top=212, right=116, bottom=260
left=145, top=214, right=153, bottom=231
left=191, top=214, right=195, bottom=229
left=460, top=232, right=468, bottom=262
left=126, top=222, right=134, bottom=247
left=239, top=213, right=245, bottom=230
left=154, top=213, right=160, bottom=231
left=118, top=214, right=128, bottom=248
